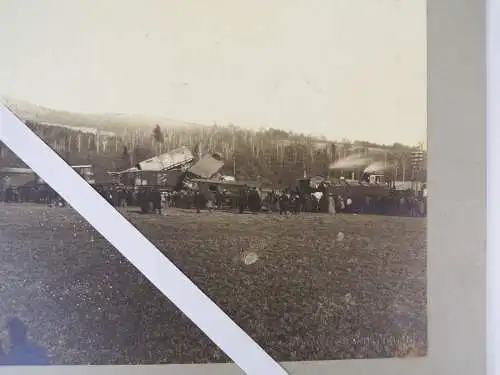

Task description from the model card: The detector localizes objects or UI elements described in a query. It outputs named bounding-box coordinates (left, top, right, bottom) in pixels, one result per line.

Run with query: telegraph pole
left=410, top=145, right=425, bottom=190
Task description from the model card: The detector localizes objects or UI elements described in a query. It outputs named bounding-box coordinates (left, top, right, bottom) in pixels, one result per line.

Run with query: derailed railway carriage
left=112, top=147, right=226, bottom=212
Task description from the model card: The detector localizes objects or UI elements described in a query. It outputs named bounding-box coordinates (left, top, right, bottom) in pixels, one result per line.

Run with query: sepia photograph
left=0, top=0, right=427, bottom=366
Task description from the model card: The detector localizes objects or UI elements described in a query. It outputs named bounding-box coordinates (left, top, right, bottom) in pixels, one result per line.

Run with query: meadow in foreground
left=0, top=204, right=426, bottom=364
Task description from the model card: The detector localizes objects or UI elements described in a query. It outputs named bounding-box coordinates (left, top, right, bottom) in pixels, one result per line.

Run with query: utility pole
left=410, top=146, right=425, bottom=190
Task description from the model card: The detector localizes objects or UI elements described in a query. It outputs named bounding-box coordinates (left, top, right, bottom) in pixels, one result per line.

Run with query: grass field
left=0, top=203, right=427, bottom=364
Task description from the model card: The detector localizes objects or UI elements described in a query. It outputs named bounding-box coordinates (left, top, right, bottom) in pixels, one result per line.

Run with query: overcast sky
left=0, top=0, right=426, bottom=146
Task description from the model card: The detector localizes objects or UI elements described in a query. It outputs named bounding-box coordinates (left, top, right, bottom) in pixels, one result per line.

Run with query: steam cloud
left=329, top=155, right=373, bottom=170
left=363, top=161, right=390, bottom=174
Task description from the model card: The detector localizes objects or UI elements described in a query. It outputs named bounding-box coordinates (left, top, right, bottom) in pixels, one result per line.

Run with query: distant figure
left=0, top=318, right=50, bottom=366
left=160, top=191, right=168, bottom=213
left=238, top=188, right=247, bottom=214
left=151, top=189, right=162, bottom=215
left=337, top=196, right=345, bottom=212
left=4, top=187, right=13, bottom=203
left=361, top=173, right=370, bottom=184
left=205, top=189, right=215, bottom=212
left=346, top=197, right=353, bottom=212
left=409, top=196, right=418, bottom=217
left=327, top=194, right=336, bottom=214
left=318, top=193, right=329, bottom=213
left=293, top=194, right=301, bottom=214
left=194, top=191, right=203, bottom=213
left=419, top=198, right=425, bottom=217
left=119, top=188, right=128, bottom=210
left=273, top=192, right=281, bottom=212
left=279, top=192, right=289, bottom=215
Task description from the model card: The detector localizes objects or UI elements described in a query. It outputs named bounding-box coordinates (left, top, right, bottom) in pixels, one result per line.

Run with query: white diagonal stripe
left=0, top=106, right=289, bottom=375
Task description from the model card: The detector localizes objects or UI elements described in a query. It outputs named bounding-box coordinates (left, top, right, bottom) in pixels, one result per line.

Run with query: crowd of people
left=0, top=184, right=64, bottom=206
left=0, top=182, right=427, bottom=218
left=103, top=184, right=427, bottom=218
left=250, top=187, right=426, bottom=217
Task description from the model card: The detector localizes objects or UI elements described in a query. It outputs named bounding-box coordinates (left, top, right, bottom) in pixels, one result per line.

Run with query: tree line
left=0, top=120, right=426, bottom=185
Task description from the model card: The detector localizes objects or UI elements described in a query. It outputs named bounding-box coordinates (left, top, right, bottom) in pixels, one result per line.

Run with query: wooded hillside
left=0, top=120, right=426, bottom=185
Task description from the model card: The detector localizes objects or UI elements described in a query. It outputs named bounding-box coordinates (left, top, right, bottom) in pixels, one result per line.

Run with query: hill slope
left=0, top=96, right=425, bottom=184
left=1, top=96, right=203, bottom=134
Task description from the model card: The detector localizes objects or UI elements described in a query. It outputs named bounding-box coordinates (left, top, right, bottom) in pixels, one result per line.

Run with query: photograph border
left=486, top=0, right=498, bottom=373
left=0, top=0, right=487, bottom=374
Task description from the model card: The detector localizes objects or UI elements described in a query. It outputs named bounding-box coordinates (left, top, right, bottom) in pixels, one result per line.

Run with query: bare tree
left=152, top=124, right=164, bottom=156
left=397, top=151, right=411, bottom=182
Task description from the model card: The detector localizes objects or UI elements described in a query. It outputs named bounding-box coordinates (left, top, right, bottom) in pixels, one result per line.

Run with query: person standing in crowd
left=346, top=197, right=353, bottom=213
left=279, top=191, right=289, bottom=215
left=4, top=186, right=13, bottom=203
left=238, top=188, right=247, bottom=214
left=205, top=187, right=215, bottom=212
left=327, top=193, right=336, bottom=214
left=118, top=188, right=128, bottom=210
left=419, top=196, right=425, bottom=217
left=312, top=192, right=321, bottom=212
left=160, top=191, right=167, bottom=214
left=0, top=177, right=6, bottom=203
left=215, top=189, right=224, bottom=210
left=137, top=188, right=147, bottom=212
left=337, top=195, right=346, bottom=212
left=318, top=192, right=328, bottom=213
left=151, top=188, right=162, bottom=215
left=194, top=190, right=203, bottom=213
left=273, top=191, right=280, bottom=212
left=409, top=194, right=418, bottom=217
left=293, top=193, right=302, bottom=214
left=398, top=194, right=406, bottom=215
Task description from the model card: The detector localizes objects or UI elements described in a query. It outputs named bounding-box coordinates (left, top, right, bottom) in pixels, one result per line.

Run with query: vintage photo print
left=0, top=0, right=427, bottom=366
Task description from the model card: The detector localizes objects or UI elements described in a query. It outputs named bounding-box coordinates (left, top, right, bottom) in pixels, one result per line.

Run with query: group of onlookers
left=0, top=182, right=427, bottom=218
